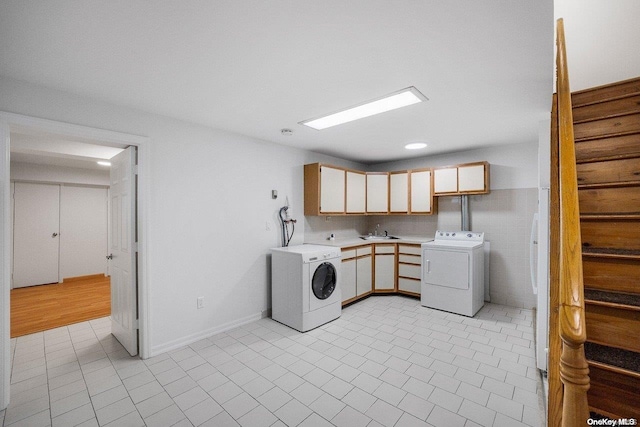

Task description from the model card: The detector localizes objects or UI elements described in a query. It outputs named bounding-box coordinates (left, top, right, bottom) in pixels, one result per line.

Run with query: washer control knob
left=452, top=232, right=456, bottom=237
left=467, top=233, right=472, bottom=237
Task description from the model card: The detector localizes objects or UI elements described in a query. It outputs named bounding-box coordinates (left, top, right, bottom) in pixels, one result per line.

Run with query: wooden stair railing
left=550, top=18, right=591, bottom=426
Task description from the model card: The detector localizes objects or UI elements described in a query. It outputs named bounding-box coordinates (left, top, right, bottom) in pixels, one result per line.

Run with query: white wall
left=0, top=76, right=364, bottom=356
left=10, top=161, right=110, bottom=186
left=370, top=141, right=538, bottom=190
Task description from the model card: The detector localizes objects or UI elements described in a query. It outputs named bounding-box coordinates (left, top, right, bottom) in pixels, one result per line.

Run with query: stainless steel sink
left=360, top=235, right=399, bottom=240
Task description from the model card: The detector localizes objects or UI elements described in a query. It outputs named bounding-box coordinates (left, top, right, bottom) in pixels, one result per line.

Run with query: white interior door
left=109, top=146, right=138, bottom=356
left=13, top=183, right=60, bottom=288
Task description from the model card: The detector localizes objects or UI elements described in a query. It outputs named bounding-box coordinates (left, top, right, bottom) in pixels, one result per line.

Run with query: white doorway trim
left=0, top=111, right=150, bottom=410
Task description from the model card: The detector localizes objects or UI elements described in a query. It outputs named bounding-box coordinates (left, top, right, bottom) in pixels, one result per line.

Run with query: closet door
left=13, top=183, right=60, bottom=288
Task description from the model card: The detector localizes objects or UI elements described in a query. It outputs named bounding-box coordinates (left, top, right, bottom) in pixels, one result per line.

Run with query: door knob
left=106, top=254, right=113, bottom=260
left=52, top=233, right=58, bottom=237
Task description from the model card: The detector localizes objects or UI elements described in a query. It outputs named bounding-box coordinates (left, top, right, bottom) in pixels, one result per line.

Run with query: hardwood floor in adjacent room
left=10, top=274, right=110, bottom=338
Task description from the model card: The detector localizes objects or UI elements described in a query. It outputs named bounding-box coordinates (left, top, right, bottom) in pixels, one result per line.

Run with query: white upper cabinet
left=320, top=165, right=345, bottom=213
left=434, top=168, right=458, bottom=194
left=409, top=169, right=433, bottom=214
left=433, top=162, right=489, bottom=195
left=366, top=173, right=389, bottom=214
left=304, top=163, right=345, bottom=215
left=389, top=172, right=409, bottom=213
left=346, top=171, right=366, bottom=214
left=458, top=164, right=487, bottom=192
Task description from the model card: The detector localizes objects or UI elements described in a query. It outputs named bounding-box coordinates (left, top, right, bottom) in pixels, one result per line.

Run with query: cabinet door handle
left=106, top=254, right=113, bottom=260
left=52, top=232, right=58, bottom=238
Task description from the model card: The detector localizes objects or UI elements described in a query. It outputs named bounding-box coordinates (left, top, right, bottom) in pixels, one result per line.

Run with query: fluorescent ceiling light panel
left=300, top=87, right=427, bottom=130
left=97, top=161, right=111, bottom=166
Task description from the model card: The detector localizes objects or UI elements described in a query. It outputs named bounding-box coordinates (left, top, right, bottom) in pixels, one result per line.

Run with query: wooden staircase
left=572, top=77, right=640, bottom=419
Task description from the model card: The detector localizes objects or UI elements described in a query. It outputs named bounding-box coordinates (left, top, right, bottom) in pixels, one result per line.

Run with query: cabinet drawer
left=341, top=249, right=356, bottom=260
left=398, top=244, right=421, bottom=255
left=398, top=254, right=421, bottom=265
left=398, top=263, right=421, bottom=279
left=356, top=246, right=372, bottom=256
left=375, top=245, right=396, bottom=254
left=398, top=277, right=421, bottom=294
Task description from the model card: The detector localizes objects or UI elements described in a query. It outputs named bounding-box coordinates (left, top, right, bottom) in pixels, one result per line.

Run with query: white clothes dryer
left=421, top=231, right=485, bottom=317
left=271, top=244, right=341, bottom=332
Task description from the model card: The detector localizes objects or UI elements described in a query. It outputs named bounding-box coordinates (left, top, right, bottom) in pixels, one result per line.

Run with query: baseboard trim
left=150, top=311, right=267, bottom=357
left=62, top=274, right=108, bottom=282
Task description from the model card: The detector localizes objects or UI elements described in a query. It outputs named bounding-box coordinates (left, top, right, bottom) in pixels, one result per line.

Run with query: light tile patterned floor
left=1, top=296, right=544, bottom=426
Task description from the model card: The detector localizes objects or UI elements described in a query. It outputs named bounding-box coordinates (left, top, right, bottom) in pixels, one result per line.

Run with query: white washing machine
left=421, top=231, right=485, bottom=317
left=271, top=244, right=341, bottom=332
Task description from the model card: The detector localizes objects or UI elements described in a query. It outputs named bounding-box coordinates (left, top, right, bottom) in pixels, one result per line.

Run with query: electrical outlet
left=197, top=297, right=204, bottom=309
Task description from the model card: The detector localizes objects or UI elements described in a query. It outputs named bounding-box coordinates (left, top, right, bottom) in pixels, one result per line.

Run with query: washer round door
left=311, top=262, right=337, bottom=300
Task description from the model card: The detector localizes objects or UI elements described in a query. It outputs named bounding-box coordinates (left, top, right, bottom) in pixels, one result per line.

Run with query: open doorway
left=0, top=111, right=149, bottom=409
left=10, top=131, right=122, bottom=337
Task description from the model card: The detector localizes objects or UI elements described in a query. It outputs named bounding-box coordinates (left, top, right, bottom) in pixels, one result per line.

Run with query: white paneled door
left=109, top=146, right=138, bottom=356
left=13, top=183, right=60, bottom=288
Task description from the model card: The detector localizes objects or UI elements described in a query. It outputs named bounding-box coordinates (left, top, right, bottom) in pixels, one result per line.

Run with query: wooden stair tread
left=585, top=288, right=640, bottom=311
left=581, top=213, right=640, bottom=220
left=585, top=342, right=640, bottom=376
left=575, top=130, right=640, bottom=143
left=574, top=108, right=640, bottom=125
left=578, top=180, right=640, bottom=190
left=582, top=247, right=640, bottom=259
left=571, top=77, right=640, bottom=108
left=573, top=92, right=640, bottom=108
left=577, top=152, right=640, bottom=164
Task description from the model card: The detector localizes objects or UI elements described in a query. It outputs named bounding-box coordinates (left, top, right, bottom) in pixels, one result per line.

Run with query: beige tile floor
left=1, top=295, right=544, bottom=426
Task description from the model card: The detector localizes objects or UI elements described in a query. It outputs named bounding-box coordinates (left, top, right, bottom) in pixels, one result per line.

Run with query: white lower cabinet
left=397, top=244, right=422, bottom=295
left=356, top=253, right=372, bottom=296
left=341, top=256, right=357, bottom=302
left=341, top=246, right=372, bottom=304
left=374, top=244, right=396, bottom=291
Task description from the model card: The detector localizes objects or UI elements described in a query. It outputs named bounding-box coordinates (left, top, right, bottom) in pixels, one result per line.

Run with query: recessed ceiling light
left=405, top=142, right=427, bottom=150
left=300, top=87, right=428, bottom=130
left=97, top=161, right=111, bottom=167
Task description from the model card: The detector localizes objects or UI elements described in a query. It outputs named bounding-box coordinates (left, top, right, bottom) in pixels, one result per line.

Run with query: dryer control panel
left=434, top=230, right=484, bottom=243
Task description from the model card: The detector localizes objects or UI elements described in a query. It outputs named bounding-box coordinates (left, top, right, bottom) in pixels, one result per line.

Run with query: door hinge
left=133, top=319, right=139, bottom=330
left=133, top=242, right=139, bottom=252
left=133, top=165, right=139, bottom=175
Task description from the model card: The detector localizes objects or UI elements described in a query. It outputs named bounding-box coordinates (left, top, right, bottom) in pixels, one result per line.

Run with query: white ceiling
left=0, top=1, right=638, bottom=165
left=10, top=132, right=124, bottom=170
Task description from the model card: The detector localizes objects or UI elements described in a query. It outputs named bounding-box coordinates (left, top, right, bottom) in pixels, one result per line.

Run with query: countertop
left=305, top=235, right=434, bottom=248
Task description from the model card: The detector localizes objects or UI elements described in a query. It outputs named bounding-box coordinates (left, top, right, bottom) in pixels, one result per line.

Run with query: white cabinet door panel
left=366, top=174, right=388, bottom=213
left=374, top=255, right=395, bottom=290
left=320, top=166, right=345, bottom=213
left=410, top=170, right=432, bottom=213
left=356, top=255, right=372, bottom=296
left=434, top=168, right=458, bottom=194
left=346, top=171, right=366, bottom=214
left=341, top=258, right=356, bottom=302
left=458, top=164, right=486, bottom=192
left=389, top=173, right=408, bottom=212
